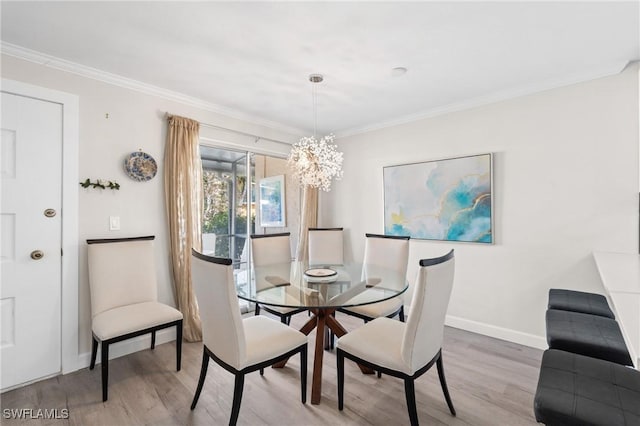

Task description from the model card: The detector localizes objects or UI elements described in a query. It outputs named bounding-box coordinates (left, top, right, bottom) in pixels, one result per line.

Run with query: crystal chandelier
left=288, top=74, right=343, bottom=192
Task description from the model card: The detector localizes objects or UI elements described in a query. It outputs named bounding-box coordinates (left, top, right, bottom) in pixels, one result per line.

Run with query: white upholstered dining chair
left=308, top=227, right=344, bottom=265
left=190, top=250, right=308, bottom=425
left=336, top=250, right=456, bottom=426
left=86, top=236, right=183, bottom=402
left=339, top=233, right=410, bottom=322
left=308, top=227, right=345, bottom=347
left=250, top=232, right=305, bottom=324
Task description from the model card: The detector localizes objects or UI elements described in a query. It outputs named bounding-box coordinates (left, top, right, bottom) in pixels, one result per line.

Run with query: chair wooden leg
left=326, top=328, right=335, bottom=350
left=324, top=312, right=336, bottom=350
left=337, top=350, right=345, bottom=410
left=101, top=342, right=109, bottom=402
left=324, top=327, right=331, bottom=350
left=260, top=368, right=264, bottom=376
left=404, top=378, right=419, bottom=426
left=176, top=321, right=183, bottom=371
left=90, top=337, right=98, bottom=370
left=254, top=304, right=260, bottom=316
left=300, top=345, right=307, bottom=404
left=190, top=349, right=210, bottom=410
left=330, top=312, right=336, bottom=349
left=280, top=315, right=287, bottom=324
left=230, top=373, right=245, bottom=426
left=437, top=355, right=456, bottom=416
left=151, top=330, right=156, bottom=350
left=399, top=306, right=405, bottom=322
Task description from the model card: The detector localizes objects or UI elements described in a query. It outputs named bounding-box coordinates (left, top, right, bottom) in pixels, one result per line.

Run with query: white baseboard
left=77, top=328, right=178, bottom=369
left=445, top=315, right=548, bottom=350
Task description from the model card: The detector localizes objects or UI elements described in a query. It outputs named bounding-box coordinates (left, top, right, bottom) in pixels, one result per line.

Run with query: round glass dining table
left=236, top=261, right=408, bottom=405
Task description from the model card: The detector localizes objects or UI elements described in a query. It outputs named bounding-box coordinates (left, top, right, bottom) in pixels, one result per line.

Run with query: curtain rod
left=165, top=113, right=294, bottom=146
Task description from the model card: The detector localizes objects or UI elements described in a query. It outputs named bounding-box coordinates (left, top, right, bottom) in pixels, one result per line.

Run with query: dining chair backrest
left=191, top=250, right=246, bottom=370
left=87, top=236, right=157, bottom=318
left=401, top=250, right=455, bottom=373
left=308, top=228, right=344, bottom=265
left=251, top=233, right=291, bottom=266
left=362, top=233, right=410, bottom=282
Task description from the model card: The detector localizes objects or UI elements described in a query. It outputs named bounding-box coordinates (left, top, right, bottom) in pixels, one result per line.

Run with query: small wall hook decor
left=80, top=178, right=120, bottom=190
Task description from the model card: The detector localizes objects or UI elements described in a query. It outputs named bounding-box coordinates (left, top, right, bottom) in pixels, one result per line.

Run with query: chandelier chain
left=312, top=80, right=318, bottom=138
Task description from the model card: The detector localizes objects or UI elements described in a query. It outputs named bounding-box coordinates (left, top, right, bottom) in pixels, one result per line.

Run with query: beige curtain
left=295, top=185, right=319, bottom=261
left=164, top=115, right=203, bottom=342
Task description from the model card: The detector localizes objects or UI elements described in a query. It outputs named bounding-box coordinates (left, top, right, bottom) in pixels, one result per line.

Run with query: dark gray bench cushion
left=546, top=309, right=632, bottom=366
left=534, top=349, right=640, bottom=426
left=548, top=289, right=615, bottom=319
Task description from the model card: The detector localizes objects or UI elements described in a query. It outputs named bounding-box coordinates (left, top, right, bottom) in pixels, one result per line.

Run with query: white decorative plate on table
left=304, top=268, right=338, bottom=283
left=124, top=151, right=157, bottom=182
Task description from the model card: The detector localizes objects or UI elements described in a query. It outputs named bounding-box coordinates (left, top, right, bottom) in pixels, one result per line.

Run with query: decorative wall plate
left=124, top=151, right=157, bottom=181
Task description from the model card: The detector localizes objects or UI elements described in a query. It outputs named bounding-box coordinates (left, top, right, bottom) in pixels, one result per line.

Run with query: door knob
left=30, top=250, right=44, bottom=260
left=44, top=209, right=56, bottom=218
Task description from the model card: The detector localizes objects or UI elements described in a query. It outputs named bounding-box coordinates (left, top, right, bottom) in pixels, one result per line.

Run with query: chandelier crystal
left=288, top=134, right=343, bottom=192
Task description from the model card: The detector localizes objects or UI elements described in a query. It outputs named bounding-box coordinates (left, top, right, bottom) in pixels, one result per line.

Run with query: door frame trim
left=2, top=78, right=79, bottom=375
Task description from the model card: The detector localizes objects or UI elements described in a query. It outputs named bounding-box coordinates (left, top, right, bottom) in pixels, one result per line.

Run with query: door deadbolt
left=30, top=250, right=44, bottom=260
left=44, top=209, right=56, bottom=218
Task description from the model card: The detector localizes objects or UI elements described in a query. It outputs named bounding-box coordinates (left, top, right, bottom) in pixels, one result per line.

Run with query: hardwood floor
left=1, top=313, right=543, bottom=425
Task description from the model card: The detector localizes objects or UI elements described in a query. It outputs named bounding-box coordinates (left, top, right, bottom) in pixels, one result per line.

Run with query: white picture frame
left=258, top=175, right=286, bottom=227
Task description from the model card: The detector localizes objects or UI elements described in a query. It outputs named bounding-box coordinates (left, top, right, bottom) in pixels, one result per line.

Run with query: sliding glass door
left=200, top=144, right=298, bottom=308
left=200, top=147, right=254, bottom=307
left=201, top=146, right=254, bottom=250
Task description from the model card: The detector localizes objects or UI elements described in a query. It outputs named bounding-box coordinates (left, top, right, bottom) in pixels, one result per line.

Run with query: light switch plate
left=109, top=216, right=120, bottom=231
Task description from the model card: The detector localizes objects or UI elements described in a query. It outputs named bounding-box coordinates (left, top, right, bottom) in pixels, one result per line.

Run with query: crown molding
left=336, top=60, right=631, bottom=139
left=3, top=42, right=631, bottom=141
left=1, top=42, right=305, bottom=137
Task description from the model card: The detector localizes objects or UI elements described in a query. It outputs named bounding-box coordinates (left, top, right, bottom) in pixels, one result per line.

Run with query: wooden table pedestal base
left=272, top=308, right=374, bottom=404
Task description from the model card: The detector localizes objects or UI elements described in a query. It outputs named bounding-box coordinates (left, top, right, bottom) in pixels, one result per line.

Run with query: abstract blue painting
left=383, top=153, right=493, bottom=243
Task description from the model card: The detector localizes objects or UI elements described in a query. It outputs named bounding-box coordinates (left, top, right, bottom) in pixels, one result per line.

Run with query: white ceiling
left=1, top=1, right=638, bottom=136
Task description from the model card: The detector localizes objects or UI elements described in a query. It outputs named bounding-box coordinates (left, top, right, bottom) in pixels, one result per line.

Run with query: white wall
left=321, top=64, right=640, bottom=348
left=1, top=54, right=298, bottom=356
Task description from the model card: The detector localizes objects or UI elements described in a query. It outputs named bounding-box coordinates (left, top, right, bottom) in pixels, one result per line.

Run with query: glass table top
left=236, top=261, right=408, bottom=309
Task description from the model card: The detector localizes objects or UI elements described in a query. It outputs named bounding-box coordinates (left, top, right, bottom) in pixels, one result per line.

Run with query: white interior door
left=1, top=92, right=63, bottom=390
